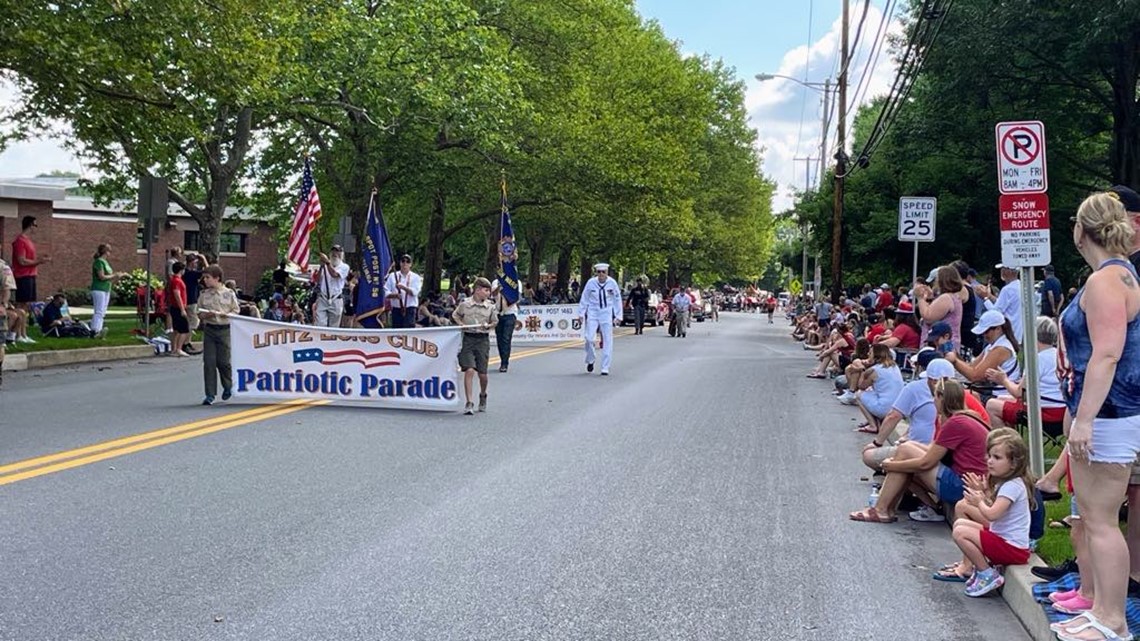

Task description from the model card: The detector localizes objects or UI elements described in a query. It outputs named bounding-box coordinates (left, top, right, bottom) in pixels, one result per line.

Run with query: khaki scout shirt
left=452, top=297, right=498, bottom=334
left=197, top=285, right=241, bottom=326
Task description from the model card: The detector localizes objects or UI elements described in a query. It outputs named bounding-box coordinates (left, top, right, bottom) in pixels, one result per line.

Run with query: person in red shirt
left=875, top=284, right=894, bottom=312
left=876, top=303, right=921, bottom=350
left=11, top=216, right=50, bottom=313
left=167, top=261, right=190, bottom=356
left=866, top=311, right=889, bottom=343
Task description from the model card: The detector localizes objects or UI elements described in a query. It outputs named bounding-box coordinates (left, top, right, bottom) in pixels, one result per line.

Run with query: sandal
left=848, top=507, right=897, bottom=523
left=806, top=373, right=826, bottom=379
left=854, top=424, right=878, bottom=434
left=932, top=566, right=971, bottom=582
left=1052, top=612, right=1134, bottom=640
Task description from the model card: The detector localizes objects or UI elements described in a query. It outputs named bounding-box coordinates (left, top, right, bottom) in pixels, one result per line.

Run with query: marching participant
left=313, top=245, right=349, bottom=327
left=577, top=262, right=622, bottom=375
left=385, top=254, right=422, bottom=329
left=452, top=277, right=498, bottom=415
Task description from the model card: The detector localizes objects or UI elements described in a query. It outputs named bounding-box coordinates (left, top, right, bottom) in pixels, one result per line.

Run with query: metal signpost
left=996, top=120, right=1050, bottom=476
left=898, top=197, right=937, bottom=284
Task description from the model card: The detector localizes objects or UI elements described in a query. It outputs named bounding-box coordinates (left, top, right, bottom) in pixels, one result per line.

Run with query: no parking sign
left=996, top=121, right=1047, bottom=194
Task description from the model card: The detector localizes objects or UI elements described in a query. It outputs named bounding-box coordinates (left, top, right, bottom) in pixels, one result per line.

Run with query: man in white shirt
left=492, top=278, right=520, bottom=372
left=385, top=254, right=422, bottom=329
left=670, top=287, right=691, bottom=338
left=577, top=262, right=622, bottom=375
left=975, top=264, right=1023, bottom=344
left=314, top=245, right=350, bottom=327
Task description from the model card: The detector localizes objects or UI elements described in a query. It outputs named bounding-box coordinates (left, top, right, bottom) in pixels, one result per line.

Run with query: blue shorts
left=937, top=464, right=965, bottom=503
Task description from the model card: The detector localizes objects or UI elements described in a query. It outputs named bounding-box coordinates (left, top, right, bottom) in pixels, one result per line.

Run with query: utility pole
left=830, top=0, right=849, bottom=306
left=793, top=156, right=817, bottom=295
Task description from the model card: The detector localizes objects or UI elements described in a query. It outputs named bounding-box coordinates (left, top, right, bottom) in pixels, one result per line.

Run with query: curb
left=2, top=345, right=155, bottom=372
left=1003, top=553, right=1054, bottom=641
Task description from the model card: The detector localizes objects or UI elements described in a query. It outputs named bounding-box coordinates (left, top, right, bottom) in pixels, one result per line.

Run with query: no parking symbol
left=995, top=121, right=1047, bottom=194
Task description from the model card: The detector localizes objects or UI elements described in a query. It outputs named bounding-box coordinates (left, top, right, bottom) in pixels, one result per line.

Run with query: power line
left=792, top=0, right=814, bottom=158
left=850, top=0, right=896, bottom=114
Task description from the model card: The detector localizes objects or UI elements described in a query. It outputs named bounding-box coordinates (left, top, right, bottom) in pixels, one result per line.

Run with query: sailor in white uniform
left=577, top=262, right=622, bottom=375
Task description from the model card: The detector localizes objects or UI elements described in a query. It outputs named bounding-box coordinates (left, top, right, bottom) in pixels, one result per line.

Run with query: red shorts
left=980, top=527, right=1030, bottom=566
left=1001, top=399, right=1067, bottom=426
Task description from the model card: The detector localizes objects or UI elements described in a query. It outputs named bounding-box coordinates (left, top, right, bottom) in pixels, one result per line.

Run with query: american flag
left=293, top=348, right=401, bottom=369
left=286, top=157, right=322, bottom=271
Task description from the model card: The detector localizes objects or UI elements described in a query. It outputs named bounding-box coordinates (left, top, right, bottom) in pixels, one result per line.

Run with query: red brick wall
left=2, top=199, right=279, bottom=298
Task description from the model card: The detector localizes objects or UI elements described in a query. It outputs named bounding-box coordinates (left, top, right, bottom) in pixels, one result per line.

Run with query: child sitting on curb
left=939, top=428, right=1035, bottom=597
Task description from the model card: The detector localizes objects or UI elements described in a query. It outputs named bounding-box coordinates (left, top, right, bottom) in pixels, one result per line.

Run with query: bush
left=112, top=268, right=164, bottom=306
left=61, top=288, right=92, bottom=306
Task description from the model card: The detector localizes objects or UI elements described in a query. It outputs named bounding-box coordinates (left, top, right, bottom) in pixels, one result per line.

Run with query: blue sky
left=0, top=1, right=900, bottom=213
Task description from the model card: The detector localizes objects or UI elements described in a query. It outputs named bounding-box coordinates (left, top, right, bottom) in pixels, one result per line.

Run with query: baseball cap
left=897, top=301, right=914, bottom=313
left=1109, top=185, right=1140, bottom=212
left=921, top=358, right=955, bottom=380
left=925, top=268, right=939, bottom=283
left=400, top=253, right=412, bottom=262
left=972, top=309, right=1007, bottom=335
left=330, top=244, right=344, bottom=252
left=880, top=282, right=890, bottom=289
left=928, top=321, right=953, bottom=339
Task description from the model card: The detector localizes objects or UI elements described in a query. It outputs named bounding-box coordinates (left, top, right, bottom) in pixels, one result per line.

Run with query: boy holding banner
left=452, top=277, right=498, bottom=415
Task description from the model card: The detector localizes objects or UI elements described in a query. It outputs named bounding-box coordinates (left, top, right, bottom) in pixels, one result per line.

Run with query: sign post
left=898, top=197, right=937, bottom=284
left=996, top=120, right=1049, bottom=477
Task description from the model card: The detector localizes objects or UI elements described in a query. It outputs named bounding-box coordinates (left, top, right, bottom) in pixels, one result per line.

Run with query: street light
left=756, top=73, right=833, bottom=298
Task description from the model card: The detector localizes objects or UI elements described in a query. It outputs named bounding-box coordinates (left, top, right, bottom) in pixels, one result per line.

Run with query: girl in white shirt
left=947, top=428, right=1034, bottom=598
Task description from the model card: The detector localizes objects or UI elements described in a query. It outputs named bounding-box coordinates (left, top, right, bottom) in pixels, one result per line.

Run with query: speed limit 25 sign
left=898, top=197, right=937, bottom=242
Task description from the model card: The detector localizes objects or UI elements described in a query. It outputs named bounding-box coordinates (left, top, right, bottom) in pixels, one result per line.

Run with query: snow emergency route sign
left=996, top=121, right=1047, bottom=194
left=999, top=193, right=1051, bottom=267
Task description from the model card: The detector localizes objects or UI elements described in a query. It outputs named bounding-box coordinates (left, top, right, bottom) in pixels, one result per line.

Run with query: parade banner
left=230, top=316, right=462, bottom=411
left=512, top=305, right=583, bottom=342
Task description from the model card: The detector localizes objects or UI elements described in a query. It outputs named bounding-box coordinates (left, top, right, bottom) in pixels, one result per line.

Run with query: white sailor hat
left=594, top=263, right=609, bottom=272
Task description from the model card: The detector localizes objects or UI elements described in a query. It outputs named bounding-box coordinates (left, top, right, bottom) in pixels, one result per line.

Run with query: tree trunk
left=424, top=192, right=446, bottom=296
left=1110, top=35, right=1140, bottom=186
left=579, top=255, right=592, bottom=290
left=483, top=220, right=499, bottom=280
left=526, top=231, right=545, bottom=289
left=555, top=245, right=572, bottom=295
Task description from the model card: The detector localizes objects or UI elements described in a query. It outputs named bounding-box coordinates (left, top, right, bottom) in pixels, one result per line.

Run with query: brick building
left=0, top=178, right=281, bottom=297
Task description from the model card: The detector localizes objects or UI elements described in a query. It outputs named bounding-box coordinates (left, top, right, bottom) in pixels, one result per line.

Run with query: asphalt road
left=0, top=313, right=1030, bottom=641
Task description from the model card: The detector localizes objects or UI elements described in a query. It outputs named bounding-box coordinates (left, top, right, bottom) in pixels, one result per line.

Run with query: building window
left=137, top=227, right=149, bottom=250
left=184, top=230, right=247, bottom=254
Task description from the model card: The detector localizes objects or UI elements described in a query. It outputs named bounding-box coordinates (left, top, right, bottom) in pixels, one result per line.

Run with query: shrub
left=112, top=268, right=164, bottom=306
left=61, top=288, right=92, bottom=306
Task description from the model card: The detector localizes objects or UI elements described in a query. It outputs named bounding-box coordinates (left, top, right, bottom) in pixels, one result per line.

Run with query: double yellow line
left=0, top=399, right=326, bottom=486
left=0, top=329, right=634, bottom=487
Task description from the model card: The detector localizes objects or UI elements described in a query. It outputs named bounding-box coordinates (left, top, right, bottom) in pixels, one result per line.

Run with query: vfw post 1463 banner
left=230, top=316, right=462, bottom=411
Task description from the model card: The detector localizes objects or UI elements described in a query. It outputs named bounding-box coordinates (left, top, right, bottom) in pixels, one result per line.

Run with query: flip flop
left=806, top=373, right=826, bottom=379
left=932, top=567, right=970, bottom=582
left=854, top=424, right=878, bottom=434
left=1053, top=611, right=1134, bottom=640
left=848, top=507, right=897, bottom=523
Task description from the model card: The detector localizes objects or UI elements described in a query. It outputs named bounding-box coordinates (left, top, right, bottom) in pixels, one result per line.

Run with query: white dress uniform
left=578, top=263, right=622, bottom=374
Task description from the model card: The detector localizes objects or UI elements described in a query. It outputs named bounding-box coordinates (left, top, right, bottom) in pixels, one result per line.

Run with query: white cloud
left=747, top=4, right=904, bottom=212
left=0, top=80, right=89, bottom=179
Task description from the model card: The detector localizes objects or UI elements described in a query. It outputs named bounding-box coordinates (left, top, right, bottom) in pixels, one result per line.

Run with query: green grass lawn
left=6, top=316, right=174, bottom=353
left=1033, top=438, right=1074, bottom=565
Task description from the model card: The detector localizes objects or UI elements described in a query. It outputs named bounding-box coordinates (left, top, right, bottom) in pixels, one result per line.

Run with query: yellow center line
left=0, top=329, right=636, bottom=486
left=0, top=400, right=330, bottom=487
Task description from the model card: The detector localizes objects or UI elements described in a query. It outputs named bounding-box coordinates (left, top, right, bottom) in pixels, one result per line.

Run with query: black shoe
left=221, top=389, right=232, bottom=401
left=499, top=365, right=508, bottom=373
left=1031, top=558, right=1079, bottom=581
left=587, top=363, right=594, bottom=373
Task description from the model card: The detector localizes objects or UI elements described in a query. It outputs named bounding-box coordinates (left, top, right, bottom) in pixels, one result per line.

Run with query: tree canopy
left=0, top=0, right=774, bottom=289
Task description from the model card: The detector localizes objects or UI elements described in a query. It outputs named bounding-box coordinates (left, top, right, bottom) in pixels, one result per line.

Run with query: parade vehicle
left=689, top=290, right=708, bottom=322
left=620, top=292, right=665, bottom=327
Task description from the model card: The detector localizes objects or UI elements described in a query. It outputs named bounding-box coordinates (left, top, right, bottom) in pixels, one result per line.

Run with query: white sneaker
left=909, top=505, right=944, bottom=522
left=18, top=336, right=35, bottom=344
left=837, top=391, right=857, bottom=405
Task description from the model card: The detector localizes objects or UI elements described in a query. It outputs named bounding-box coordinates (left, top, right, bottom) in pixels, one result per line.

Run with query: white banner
left=512, top=305, right=583, bottom=342
left=230, top=316, right=462, bottom=411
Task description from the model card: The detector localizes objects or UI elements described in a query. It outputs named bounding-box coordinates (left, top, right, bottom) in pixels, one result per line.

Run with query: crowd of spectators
left=783, top=187, right=1140, bottom=639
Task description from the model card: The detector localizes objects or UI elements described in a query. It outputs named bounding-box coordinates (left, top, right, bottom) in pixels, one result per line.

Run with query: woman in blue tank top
left=1053, top=191, right=1140, bottom=641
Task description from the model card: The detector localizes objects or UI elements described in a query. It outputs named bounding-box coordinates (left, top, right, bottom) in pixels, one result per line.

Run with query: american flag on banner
left=286, top=157, right=322, bottom=271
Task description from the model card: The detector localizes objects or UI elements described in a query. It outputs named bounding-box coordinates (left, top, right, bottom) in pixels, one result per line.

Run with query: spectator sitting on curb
left=859, top=356, right=947, bottom=474
left=849, top=377, right=990, bottom=525
left=849, top=343, right=906, bottom=434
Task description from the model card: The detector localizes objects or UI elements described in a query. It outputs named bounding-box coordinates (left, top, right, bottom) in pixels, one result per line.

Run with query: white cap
left=594, top=263, right=609, bottom=272
left=926, top=267, right=940, bottom=283
left=972, top=309, right=1007, bottom=335
left=921, top=358, right=956, bottom=380
left=880, top=283, right=890, bottom=289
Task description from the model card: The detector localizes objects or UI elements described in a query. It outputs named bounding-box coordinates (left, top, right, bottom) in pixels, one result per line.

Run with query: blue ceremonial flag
left=355, top=189, right=393, bottom=328
left=497, top=175, right=521, bottom=304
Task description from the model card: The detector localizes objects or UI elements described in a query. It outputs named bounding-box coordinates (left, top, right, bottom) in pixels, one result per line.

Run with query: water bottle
left=868, top=484, right=881, bottom=508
